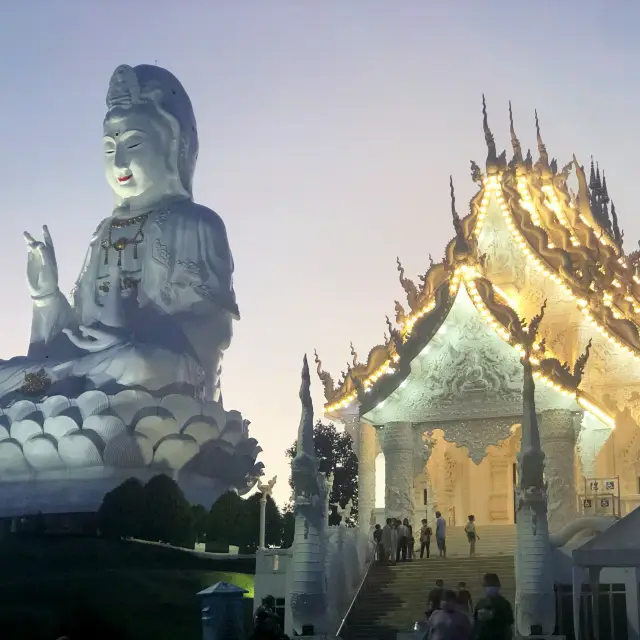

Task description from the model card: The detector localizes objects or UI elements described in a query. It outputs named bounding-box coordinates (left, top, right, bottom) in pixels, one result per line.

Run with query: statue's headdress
left=106, top=64, right=199, bottom=197
left=106, top=65, right=143, bottom=108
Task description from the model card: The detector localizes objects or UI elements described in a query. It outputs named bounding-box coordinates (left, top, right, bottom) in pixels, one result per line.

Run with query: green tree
left=206, top=491, right=245, bottom=550
left=98, top=477, right=145, bottom=539
left=191, top=504, right=209, bottom=542
left=242, top=493, right=284, bottom=551
left=285, top=421, right=358, bottom=525
left=141, top=474, right=195, bottom=548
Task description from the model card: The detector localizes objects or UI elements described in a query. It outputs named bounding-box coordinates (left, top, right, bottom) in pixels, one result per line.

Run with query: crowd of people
left=373, top=512, right=479, bottom=563
left=420, top=573, right=514, bottom=640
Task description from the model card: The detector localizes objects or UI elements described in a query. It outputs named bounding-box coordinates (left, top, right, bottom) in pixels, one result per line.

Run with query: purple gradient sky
left=1, top=1, right=639, bottom=504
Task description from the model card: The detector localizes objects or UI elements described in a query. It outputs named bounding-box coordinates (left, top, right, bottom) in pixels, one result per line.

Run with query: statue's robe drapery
left=1, top=201, right=237, bottom=402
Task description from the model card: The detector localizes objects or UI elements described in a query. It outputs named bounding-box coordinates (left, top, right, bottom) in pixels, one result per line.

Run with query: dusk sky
left=1, top=1, right=639, bottom=504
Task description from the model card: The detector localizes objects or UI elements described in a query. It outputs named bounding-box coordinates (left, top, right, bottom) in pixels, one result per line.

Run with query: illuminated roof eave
left=323, top=269, right=615, bottom=428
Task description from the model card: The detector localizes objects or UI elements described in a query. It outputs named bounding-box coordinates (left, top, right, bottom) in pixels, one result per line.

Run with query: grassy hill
left=0, top=535, right=255, bottom=640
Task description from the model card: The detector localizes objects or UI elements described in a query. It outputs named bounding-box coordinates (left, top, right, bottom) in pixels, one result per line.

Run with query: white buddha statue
left=0, top=64, right=238, bottom=404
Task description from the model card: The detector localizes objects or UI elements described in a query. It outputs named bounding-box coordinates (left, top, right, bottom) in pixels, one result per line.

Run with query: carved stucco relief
left=418, top=417, right=517, bottom=465
left=394, top=292, right=526, bottom=423
left=540, top=409, right=578, bottom=533
left=380, top=422, right=414, bottom=520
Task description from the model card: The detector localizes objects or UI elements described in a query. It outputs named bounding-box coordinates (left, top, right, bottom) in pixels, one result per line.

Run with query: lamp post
left=257, top=475, right=277, bottom=550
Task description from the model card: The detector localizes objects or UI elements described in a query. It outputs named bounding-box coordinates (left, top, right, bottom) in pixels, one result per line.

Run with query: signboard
left=587, top=478, right=618, bottom=494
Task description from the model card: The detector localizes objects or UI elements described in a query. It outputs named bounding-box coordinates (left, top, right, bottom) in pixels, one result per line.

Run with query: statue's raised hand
left=24, top=225, right=58, bottom=299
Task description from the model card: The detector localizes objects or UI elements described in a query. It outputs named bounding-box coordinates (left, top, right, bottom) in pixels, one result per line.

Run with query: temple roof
left=315, top=99, right=637, bottom=427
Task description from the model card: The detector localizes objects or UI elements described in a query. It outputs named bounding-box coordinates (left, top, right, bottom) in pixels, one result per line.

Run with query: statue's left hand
left=62, top=325, right=125, bottom=353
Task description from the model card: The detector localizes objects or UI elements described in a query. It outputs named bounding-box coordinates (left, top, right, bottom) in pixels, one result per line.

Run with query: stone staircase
left=440, top=524, right=516, bottom=557
left=340, top=526, right=516, bottom=640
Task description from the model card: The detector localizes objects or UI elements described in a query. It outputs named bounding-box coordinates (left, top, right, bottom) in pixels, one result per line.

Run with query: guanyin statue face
left=103, top=106, right=174, bottom=206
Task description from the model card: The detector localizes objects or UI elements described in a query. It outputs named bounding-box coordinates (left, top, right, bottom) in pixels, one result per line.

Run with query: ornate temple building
left=315, top=99, right=640, bottom=534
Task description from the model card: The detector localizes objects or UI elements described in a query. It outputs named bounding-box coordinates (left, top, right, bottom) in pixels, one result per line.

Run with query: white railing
left=335, top=540, right=376, bottom=638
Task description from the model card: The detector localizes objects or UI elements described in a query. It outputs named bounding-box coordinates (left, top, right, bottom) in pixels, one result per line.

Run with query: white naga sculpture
left=290, top=355, right=328, bottom=635
left=0, top=64, right=262, bottom=513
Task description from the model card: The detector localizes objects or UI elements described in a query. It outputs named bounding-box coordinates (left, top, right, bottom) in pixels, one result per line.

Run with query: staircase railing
left=336, top=540, right=376, bottom=638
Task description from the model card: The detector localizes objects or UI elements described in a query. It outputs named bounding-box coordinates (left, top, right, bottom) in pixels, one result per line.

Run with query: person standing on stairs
left=435, top=511, right=447, bottom=558
left=397, top=518, right=408, bottom=562
left=403, top=517, right=415, bottom=560
left=419, top=519, right=432, bottom=558
left=372, top=524, right=383, bottom=561
left=382, top=518, right=398, bottom=564
left=456, top=582, right=473, bottom=615
left=464, top=515, right=479, bottom=556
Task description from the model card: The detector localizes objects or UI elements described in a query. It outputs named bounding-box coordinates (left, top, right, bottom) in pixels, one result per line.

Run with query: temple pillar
left=381, top=422, right=414, bottom=521
left=358, top=421, right=377, bottom=530
left=540, top=409, right=578, bottom=532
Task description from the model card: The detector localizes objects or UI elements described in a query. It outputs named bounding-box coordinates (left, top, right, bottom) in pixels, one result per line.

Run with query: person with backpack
left=464, top=514, right=479, bottom=556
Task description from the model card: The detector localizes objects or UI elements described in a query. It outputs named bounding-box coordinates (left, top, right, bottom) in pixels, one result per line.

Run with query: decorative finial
left=573, top=339, right=593, bottom=386
left=524, top=149, right=533, bottom=169
left=589, top=157, right=597, bottom=190
left=396, top=257, right=406, bottom=281
left=385, top=315, right=394, bottom=336
left=450, top=175, right=462, bottom=236
left=470, top=160, right=483, bottom=184
left=297, top=354, right=314, bottom=455
left=534, top=110, right=549, bottom=168
left=601, top=172, right=609, bottom=204
left=527, top=299, right=547, bottom=344
left=429, top=253, right=434, bottom=268
left=396, top=257, right=420, bottom=311
left=611, top=202, right=623, bottom=248
left=482, top=94, right=497, bottom=166
left=509, top=101, right=523, bottom=164
left=394, top=300, right=407, bottom=325
left=313, top=349, right=336, bottom=402
left=349, top=342, right=358, bottom=367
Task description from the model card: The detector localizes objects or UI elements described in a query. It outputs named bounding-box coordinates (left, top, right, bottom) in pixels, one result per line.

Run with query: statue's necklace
left=101, top=211, right=151, bottom=266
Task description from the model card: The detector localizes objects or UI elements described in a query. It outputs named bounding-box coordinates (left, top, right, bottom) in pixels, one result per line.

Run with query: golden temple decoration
left=19, top=369, right=51, bottom=397
left=313, top=349, right=337, bottom=403
left=508, top=101, right=523, bottom=165
left=482, top=95, right=506, bottom=172
left=349, top=342, right=359, bottom=367
left=534, top=110, right=550, bottom=172
left=396, top=257, right=420, bottom=311
left=319, top=107, right=637, bottom=426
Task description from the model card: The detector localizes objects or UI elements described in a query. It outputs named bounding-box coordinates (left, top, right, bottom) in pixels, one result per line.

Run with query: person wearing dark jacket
left=473, top=573, right=514, bottom=640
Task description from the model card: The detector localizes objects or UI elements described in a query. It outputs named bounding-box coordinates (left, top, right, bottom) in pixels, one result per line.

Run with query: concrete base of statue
left=0, top=389, right=262, bottom=516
